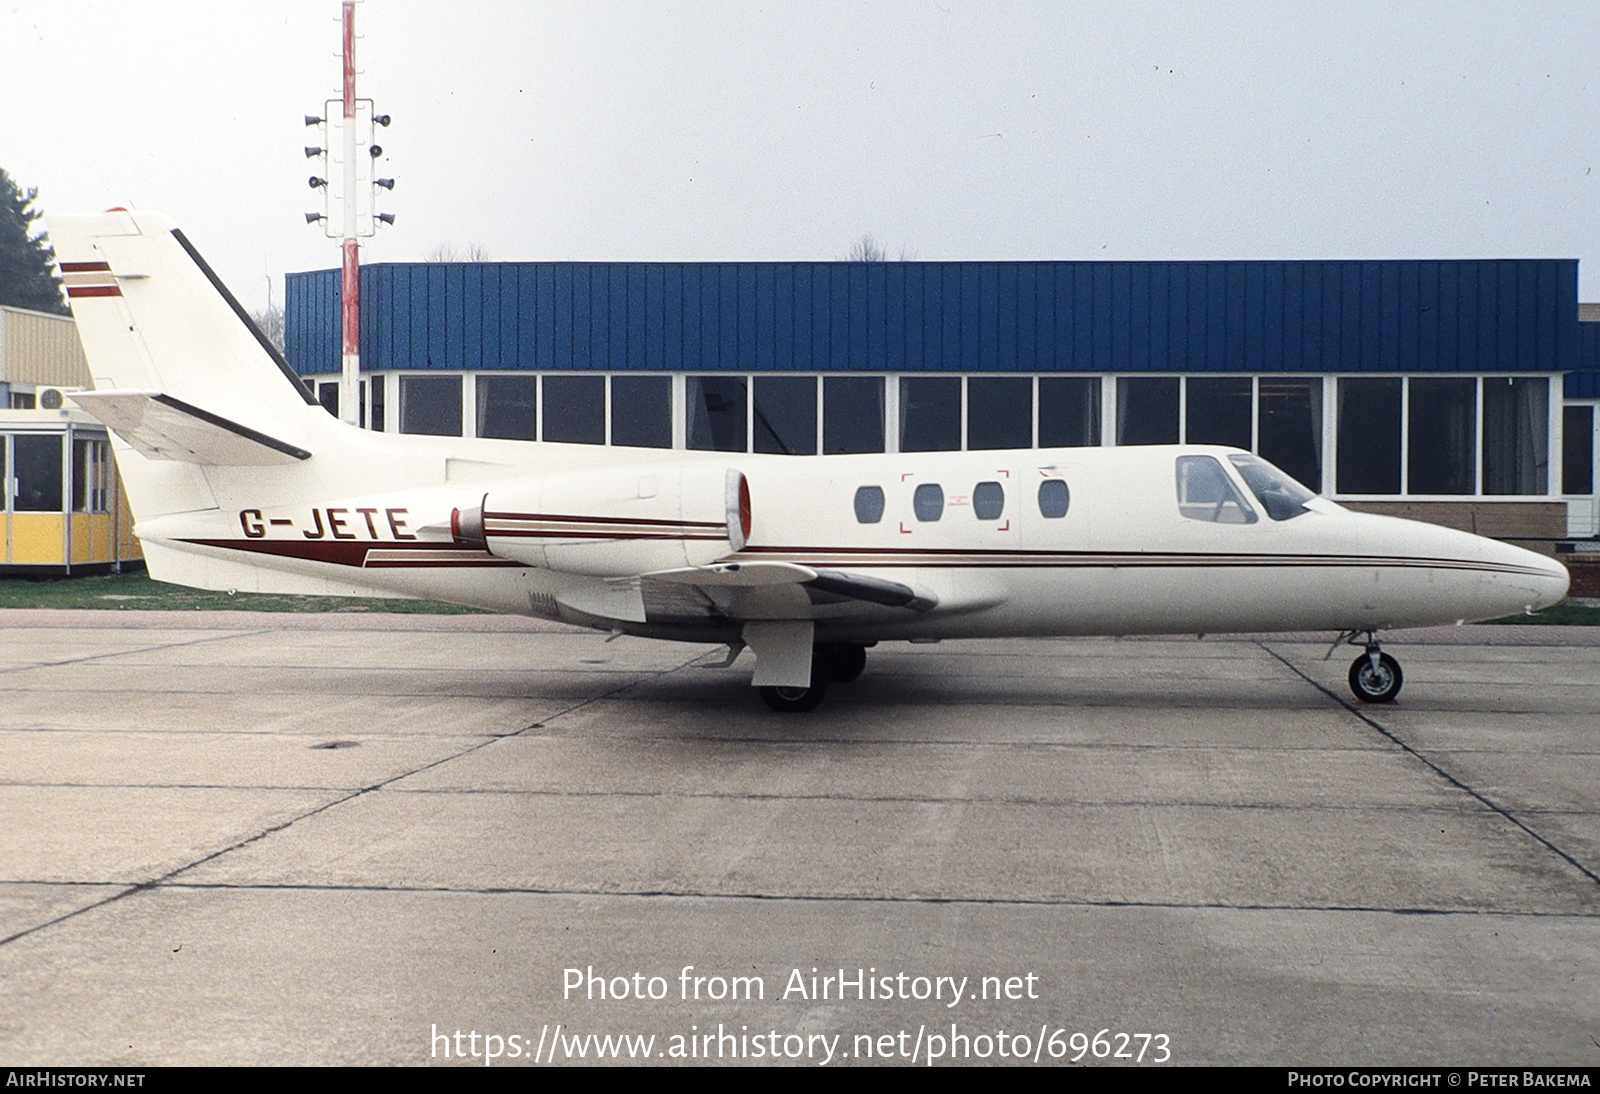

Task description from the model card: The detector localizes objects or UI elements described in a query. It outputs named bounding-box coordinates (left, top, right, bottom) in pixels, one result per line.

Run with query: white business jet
left=52, top=211, right=1569, bottom=711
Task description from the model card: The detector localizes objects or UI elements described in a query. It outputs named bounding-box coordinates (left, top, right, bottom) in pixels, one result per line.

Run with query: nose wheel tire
left=815, top=643, right=867, bottom=683
left=1348, top=652, right=1403, bottom=703
left=760, top=678, right=828, bottom=713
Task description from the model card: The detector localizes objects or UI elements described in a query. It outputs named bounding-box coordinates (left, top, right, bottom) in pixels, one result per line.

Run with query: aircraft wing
left=630, top=560, right=937, bottom=621
left=71, top=390, right=311, bottom=465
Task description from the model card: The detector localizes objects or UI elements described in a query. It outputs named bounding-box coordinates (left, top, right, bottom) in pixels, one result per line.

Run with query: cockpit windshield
left=1226, top=454, right=1317, bottom=520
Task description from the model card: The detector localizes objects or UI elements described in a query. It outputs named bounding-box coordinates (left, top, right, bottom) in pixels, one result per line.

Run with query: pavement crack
left=1258, top=641, right=1600, bottom=891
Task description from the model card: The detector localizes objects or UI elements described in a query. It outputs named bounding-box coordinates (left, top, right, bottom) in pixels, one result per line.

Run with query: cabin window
left=1117, top=377, right=1179, bottom=445
left=900, top=377, right=961, bottom=452
left=1185, top=377, right=1252, bottom=449
left=824, top=377, right=885, bottom=454
left=1228, top=454, right=1314, bottom=520
left=542, top=375, right=606, bottom=444
left=611, top=375, right=672, bottom=448
left=967, top=377, right=1032, bottom=450
left=399, top=375, right=464, bottom=437
left=973, top=481, right=1005, bottom=520
left=853, top=485, right=885, bottom=524
left=476, top=375, right=539, bottom=441
left=1565, top=405, right=1595, bottom=495
left=1037, top=478, right=1070, bottom=518
left=754, top=376, right=817, bottom=455
left=913, top=483, right=945, bottom=521
left=1408, top=378, right=1477, bottom=494
left=687, top=376, right=747, bottom=452
left=1176, top=455, right=1258, bottom=524
left=1484, top=377, right=1549, bottom=495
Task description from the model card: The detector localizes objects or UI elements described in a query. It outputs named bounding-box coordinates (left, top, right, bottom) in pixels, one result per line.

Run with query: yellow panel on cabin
left=11, top=513, right=65, bottom=564
left=70, top=513, right=116, bottom=563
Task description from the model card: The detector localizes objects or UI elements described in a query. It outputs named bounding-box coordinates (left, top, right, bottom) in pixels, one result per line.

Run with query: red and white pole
left=338, top=0, right=360, bottom=426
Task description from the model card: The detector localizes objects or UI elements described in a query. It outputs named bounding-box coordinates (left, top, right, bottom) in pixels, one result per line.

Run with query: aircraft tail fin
left=49, top=209, right=320, bottom=447
left=49, top=210, right=330, bottom=521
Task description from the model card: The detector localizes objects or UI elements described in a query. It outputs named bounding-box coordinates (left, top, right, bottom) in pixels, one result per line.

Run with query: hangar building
left=284, top=257, right=1600, bottom=583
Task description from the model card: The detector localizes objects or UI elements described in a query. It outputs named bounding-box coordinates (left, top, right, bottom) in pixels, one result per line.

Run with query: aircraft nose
left=1481, top=539, right=1570, bottom=615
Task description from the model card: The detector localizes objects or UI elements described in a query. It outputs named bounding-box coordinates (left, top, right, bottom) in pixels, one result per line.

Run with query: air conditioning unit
left=36, top=386, right=85, bottom=411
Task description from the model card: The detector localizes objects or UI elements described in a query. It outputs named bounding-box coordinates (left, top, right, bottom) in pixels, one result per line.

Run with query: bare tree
left=426, top=242, right=492, bottom=262
left=249, top=303, right=285, bottom=354
left=848, top=232, right=887, bottom=262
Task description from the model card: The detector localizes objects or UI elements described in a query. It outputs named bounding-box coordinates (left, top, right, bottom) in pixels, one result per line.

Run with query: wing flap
left=71, top=390, right=311, bottom=465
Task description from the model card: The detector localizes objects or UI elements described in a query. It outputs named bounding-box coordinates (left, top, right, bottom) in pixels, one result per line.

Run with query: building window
left=900, top=377, right=961, bottom=452
left=1258, top=378, right=1322, bottom=493
left=543, top=375, right=605, bottom=444
left=1336, top=377, right=1401, bottom=494
left=1483, top=377, right=1549, bottom=495
left=71, top=437, right=111, bottom=513
left=1117, top=377, right=1179, bottom=445
left=1564, top=404, right=1595, bottom=495
left=476, top=375, right=539, bottom=441
left=824, top=376, right=884, bottom=454
left=399, top=375, right=463, bottom=437
left=1038, top=377, right=1100, bottom=448
left=611, top=375, right=672, bottom=449
left=967, top=376, right=1032, bottom=450
left=1408, top=377, right=1477, bottom=495
left=370, top=374, right=386, bottom=432
left=13, top=434, right=62, bottom=512
left=317, top=382, right=339, bottom=419
left=687, top=376, right=747, bottom=452
left=1185, top=376, right=1252, bottom=449
left=753, top=376, right=817, bottom=455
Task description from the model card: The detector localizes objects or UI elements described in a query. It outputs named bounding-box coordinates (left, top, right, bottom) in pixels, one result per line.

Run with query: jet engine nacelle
left=453, top=465, right=750, bottom=577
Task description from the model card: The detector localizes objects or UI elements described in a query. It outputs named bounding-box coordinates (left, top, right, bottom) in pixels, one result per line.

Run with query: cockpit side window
left=1175, top=456, right=1258, bottom=524
left=1227, top=454, right=1316, bottom=520
left=854, top=485, right=885, bottom=524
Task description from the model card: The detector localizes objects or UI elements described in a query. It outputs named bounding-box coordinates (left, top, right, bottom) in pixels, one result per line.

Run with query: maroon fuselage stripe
left=177, top=537, right=1552, bottom=580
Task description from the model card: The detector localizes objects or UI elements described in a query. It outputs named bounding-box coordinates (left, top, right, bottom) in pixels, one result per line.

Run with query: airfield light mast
left=304, top=1, right=394, bottom=427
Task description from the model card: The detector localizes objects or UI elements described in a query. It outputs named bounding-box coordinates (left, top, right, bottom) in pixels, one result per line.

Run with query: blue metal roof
left=1568, top=324, right=1600, bottom=397
left=286, top=258, right=1580, bottom=378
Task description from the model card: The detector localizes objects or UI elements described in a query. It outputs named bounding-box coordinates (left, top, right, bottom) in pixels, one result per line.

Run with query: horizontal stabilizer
left=71, top=390, right=311, bottom=466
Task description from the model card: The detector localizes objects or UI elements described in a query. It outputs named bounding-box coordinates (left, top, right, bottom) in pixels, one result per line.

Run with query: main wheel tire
left=815, top=642, right=867, bottom=683
left=1348, top=652, right=1403, bottom=703
left=759, top=678, right=828, bottom=713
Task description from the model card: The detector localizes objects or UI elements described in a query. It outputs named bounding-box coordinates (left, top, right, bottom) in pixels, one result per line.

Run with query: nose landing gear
left=1334, top=630, right=1404, bottom=703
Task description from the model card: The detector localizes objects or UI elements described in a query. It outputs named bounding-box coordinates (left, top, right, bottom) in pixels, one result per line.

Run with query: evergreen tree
left=0, top=168, right=68, bottom=316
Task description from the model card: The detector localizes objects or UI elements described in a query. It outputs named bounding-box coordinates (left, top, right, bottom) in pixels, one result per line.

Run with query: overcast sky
left=6, top=1, right=1600, bottom=312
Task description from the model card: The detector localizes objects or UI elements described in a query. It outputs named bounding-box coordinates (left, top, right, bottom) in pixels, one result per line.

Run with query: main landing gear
left=1335, top=630, right=1404, bottom=704
left=758, top=643, right=869, bottom=712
